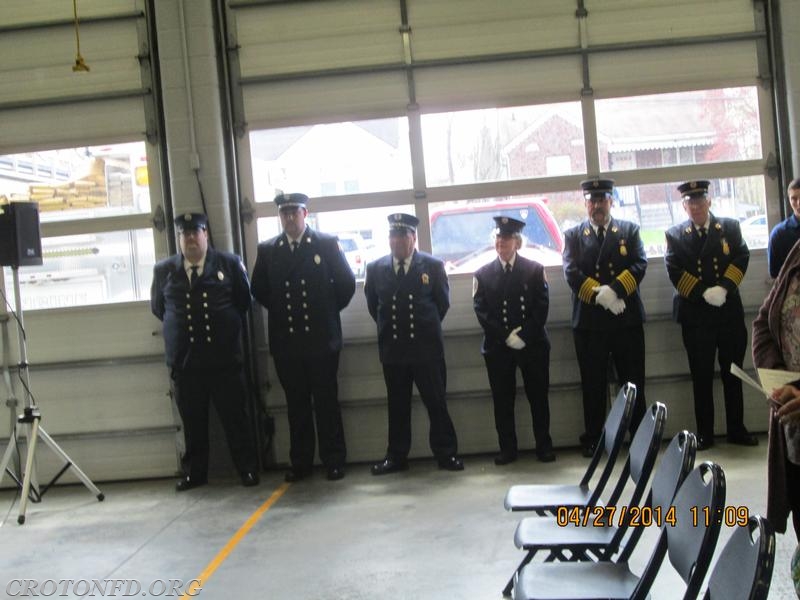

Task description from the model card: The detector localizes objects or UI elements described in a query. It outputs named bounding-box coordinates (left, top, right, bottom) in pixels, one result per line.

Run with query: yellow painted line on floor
left=180, top=482, right=291, bottom=599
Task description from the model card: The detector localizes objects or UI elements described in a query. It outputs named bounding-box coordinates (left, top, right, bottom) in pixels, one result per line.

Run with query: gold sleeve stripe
left=617, top=270, right=637, bottom=296
left=579, top=278, right=600, bottom=304
left=677, top=272, right=699, bottom=297
left=723, top=264, right=744, bottom=286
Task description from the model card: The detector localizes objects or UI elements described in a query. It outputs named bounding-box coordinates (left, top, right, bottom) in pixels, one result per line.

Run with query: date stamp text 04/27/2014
left=555, top=505, right=751, bottom=528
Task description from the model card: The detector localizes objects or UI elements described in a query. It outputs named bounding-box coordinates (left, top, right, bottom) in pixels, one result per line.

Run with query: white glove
left=609, top=298, right=626, bottom=315
left=592, top=285, right=618, bottom=311
left=702, top=285, right=728, bottom=307
left=505, top=326, right=526, bottom=350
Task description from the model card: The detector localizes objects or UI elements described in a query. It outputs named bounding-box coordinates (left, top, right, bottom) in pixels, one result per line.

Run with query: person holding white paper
left=753, top=238, right=800, bottom=539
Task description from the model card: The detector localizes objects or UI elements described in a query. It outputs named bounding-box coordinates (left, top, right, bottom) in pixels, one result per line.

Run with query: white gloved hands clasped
left=593, top=285, right=619, bottom=312
left=702, top=285, right=728, bottom=307
left=505, top=326, right=526, bottom=350
left=609, top=298, right=626, bottom=315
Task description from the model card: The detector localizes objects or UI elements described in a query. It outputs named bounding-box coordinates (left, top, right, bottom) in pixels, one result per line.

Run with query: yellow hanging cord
left=72, top=0, right=90, bottom=72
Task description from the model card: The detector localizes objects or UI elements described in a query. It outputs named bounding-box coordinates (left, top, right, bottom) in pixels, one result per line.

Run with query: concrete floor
left=0, top=436, right=796, bottom=599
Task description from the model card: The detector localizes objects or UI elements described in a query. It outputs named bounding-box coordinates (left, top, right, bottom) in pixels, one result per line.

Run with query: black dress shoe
left=697, top=435, right=715, bottom=451
left=175, top=476, right=207, bottom=492
left=727, top=432, right=759, bottom=446
left=581, top=442, right=597, bottom=458
left=326, top=466, right=345, bottom=481
left=536, top=449, right=556, bottom=463
left=493, top=452, right=518, bottom=466
left=284, top=467, right=312, bottom=483
left=241, top=472, right=260, bottom=487
left=438, top=456, right=464, bottom=471
left=371, top=457, right=409, bottom=476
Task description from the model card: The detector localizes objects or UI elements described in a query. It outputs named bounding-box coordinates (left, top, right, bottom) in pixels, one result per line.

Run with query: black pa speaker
left=0, top=202, right=43, bottom=268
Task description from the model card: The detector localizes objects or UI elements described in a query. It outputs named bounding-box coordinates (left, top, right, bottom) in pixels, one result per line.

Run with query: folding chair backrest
left=619, top=430, right=696, bottom=562
left=603, top=382, right=636, bottom=457
left=605, top=402, right=667, bottom=510
left=704, top=515, right=775, bottom=600
left=632, top=461, right=725, bottom=600
left=666, top=462, right=726, bottom=599
left=580, top=382, right=635, bottom=492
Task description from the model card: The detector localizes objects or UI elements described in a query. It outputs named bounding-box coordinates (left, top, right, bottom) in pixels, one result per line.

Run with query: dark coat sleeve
left=608, top=224, right=646, bottom=300
left=326, top=236, right=356, bottom=311
left=250, top=243, right=271, bottom=308
left=518, top=262, right=549, bottom=344
left=431, top=258, right=450, bottom=321
left=150, top=262, right=166, bottom=321
left=364, top=260, right=379, bottom=322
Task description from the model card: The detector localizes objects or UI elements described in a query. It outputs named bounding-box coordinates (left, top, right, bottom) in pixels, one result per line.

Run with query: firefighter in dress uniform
left=365, top=213, right=463, bottom=474
left=251, top=193, right=355, bottom=482
left=563, top=179, right=647, bottom=457
left=664, top=180, right=758, bottom=450
left=151, top=213, right=259, bottom=491
left=473, top=216, right=555, bottom=465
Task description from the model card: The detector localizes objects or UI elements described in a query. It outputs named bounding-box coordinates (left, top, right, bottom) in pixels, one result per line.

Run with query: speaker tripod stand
left=0, top=266, right=103, bottom=524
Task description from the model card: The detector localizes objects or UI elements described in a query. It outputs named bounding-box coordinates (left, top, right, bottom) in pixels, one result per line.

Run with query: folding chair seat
left=504, top=382, right=635, bottom=514
left=512, top=461, right=726, bottom=600
left=702, top=515, right=775, bottom=600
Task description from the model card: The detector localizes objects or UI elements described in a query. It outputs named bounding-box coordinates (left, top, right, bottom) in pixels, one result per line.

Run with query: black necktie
left=597, top=226, right=605, bottom=244
left=504, top=262, right=512, bottom=275
left=190, top=265, right=199, bottom=287
left=397, top=260, right=405, bottom=278
left=291, top=240, right=299, bottom=252
left=698, top=227, right=706, bottom=240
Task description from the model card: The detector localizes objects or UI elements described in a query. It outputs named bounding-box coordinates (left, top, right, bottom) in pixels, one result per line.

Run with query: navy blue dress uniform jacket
left=664, top=215, right=749, bottom=326
left=364, top=251, right=449, bottom=365
left=563, top=218, right=647, bottom=330
left=251, top=228, right=355, bottom=358
left=473, top=255, right=549, bottom=354
left=151, top=248, right=251, bottom=370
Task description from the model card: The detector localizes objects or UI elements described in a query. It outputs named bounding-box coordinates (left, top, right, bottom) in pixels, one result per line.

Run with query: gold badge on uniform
left=583, top=228, right=590, bottom=236
left=422, top=273, right=430, bottom=285
left=611, top=226, right=619, bottom=234
left=217, top=270, right=224, bottom=280
left=314, top=254, right=321, bottom=264
left=722, top=239, right=730, bottom=255
left=619, top=242, right=627, bottom=257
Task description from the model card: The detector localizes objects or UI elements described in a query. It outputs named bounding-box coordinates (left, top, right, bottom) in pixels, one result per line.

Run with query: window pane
left=248, top=118, right=412, bottom=202
left=421, top=102, right=586, bottom=186
left=4, top=229, right=155, bottom=310
left=0, top=142, right=151, bottom=223
left=595, top=87, right=761, bottom=171
left=610, top=175, right=767, bottom=256
left=429, top=196, right=570, bottom=273
left=257, top=204, right=414, bottom=281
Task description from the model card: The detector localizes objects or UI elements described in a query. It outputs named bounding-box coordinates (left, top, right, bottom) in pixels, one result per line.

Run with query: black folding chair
left=504, top=382, right=636, bottom=514
left=512, top=461, right=726, bottom=600
left=501, top=403, right=668, bottom=595
left=702, top=515, right=775, bottom=600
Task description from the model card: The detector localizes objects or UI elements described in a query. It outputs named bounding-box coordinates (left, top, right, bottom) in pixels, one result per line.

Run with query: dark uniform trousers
left=573, top=326, right=646, bottom=444
left=563, top=218, right=648, bottom=446
left=365, top=250, right=458, bottom=461
left=273, top=352, right=346, bottom=469
left=382, top=359, right=457, bottom=461
left=680, top=319, right=747, bottom=439
left=665, top=215, right=750, bottom=440
left=171, top=366, right=257, bottom=481
left=484, top=345, right=551, bottom=454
